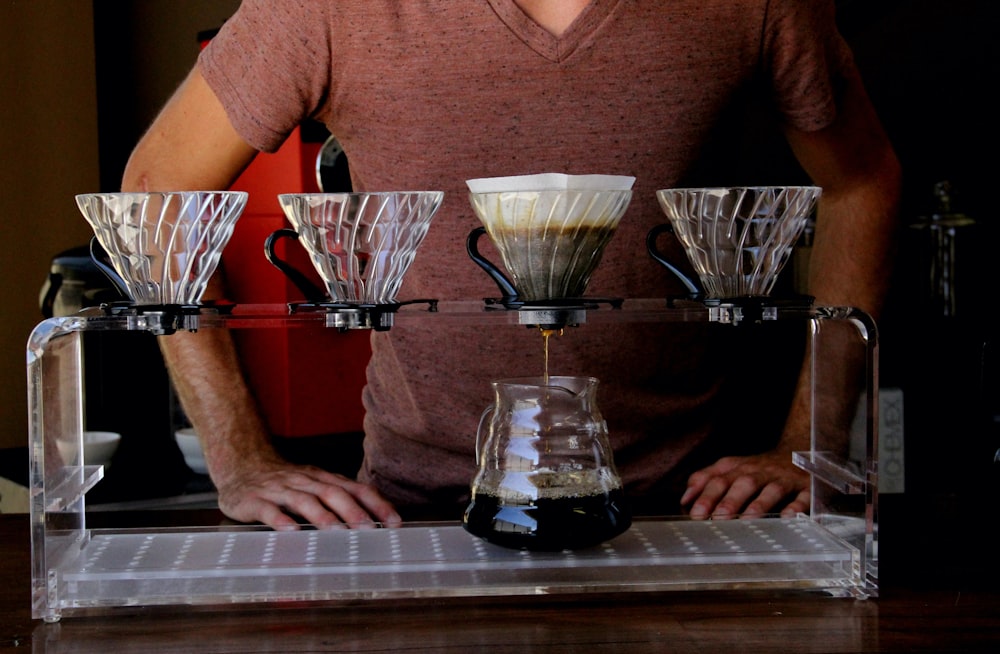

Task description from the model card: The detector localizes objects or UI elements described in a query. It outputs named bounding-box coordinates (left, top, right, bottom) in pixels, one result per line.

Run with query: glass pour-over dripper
left=466, top=174, right=634, bottom=305
left=75, top=191, right=248, bottom=306
left=269, top=192, right=444, bottom=306
left=650, top=186, right=821, bottom=300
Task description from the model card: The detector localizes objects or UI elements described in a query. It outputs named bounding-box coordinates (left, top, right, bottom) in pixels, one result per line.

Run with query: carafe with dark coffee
left=463, top=375, right=631, bottom=551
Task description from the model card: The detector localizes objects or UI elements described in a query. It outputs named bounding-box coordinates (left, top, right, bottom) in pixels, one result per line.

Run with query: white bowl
left=175, top=427, right=208, bottom=474
left=57, top=431, right=122, bottom=468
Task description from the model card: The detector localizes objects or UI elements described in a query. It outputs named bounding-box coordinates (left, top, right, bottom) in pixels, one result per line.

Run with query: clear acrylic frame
left=27, top=299, right=879, bottom=622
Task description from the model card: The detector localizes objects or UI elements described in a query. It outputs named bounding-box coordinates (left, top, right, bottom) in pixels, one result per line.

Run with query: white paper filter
left=466, top=173, right=635, bottom=193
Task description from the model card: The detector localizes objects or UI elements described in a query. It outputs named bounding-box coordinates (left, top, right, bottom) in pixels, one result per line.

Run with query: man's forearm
left=158, top=329, right=279, bottom=486
left=807, top=173, right=900, bottom=319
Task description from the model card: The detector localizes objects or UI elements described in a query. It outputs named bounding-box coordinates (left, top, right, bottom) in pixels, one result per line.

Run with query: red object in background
left=201, top=27, right=368, bottom=438
left=225, top=130, right=370, bottom=438
left=199, top=26, right=368, bottom=438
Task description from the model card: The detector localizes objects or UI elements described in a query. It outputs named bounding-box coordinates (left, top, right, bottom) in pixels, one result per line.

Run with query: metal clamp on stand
left=481, top=297, right=623, bottom=330
left=663, top=295, right=815, bottom=326
left=97, top=302, right=203, bottom=335
left=266, top=227, right=439, bottom=331
left=90, top=237, right=240, bottom=335
left=288, top=298, right=439, bottom=331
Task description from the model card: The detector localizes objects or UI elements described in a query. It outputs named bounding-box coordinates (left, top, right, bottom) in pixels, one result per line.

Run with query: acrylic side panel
left=28, top=317, right=90, bottom=621
left=798, top=307, right=878, bottom=590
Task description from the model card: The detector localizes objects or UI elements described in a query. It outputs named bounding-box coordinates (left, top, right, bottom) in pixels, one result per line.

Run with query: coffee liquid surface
left=463, top=468, right=632, bottom=551
left=463, top=487, right=631, bottom=551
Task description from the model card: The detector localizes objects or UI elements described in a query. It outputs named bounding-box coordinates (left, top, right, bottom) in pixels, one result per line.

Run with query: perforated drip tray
left=48, top=516, right=865, bottom=612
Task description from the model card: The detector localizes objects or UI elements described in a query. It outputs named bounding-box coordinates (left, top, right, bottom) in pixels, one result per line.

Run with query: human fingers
left=294, top=473, right=402, bottom=528
left=217, top=484, right=305, bottom=530
left=683, top=455, right=807, bottom=519
left=684, top=473, right=736, bottom=519
left=679, top=458, right=733, bottom=507
left=778, top=489, right=811, bottom=517
left=739, top=463, right=811, bottom=517
left=288, top=468, right=402, bottom=526
left=216, top=467, right=389, bottom=529
left=680, top=456, right=745, bottom=514
left=692, top=472, right=773, bottom=520
left=740, top=479, right=798, bottom=517
left=344, top=480, right=403, bottom=527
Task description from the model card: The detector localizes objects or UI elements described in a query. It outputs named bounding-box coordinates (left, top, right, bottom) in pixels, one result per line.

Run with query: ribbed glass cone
left=469, top=189, right=632, bottom=300
left=277, top=192, right=444, bottom=304
left=655, top=186, right=821, bottom=298
left=75, top=191, right=247, bottom=305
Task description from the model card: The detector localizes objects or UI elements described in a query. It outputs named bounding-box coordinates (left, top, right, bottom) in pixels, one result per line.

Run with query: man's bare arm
left=122, top=67, right=400, bottom=529
left=682, top=68, right=901, bottom=519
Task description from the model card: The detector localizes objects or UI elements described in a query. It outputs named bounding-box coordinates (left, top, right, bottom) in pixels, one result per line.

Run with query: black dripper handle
left=466, top=227, right=519, bottom=302
left=89, top=236, right=131, bottom=301
left=264, top=228, right=329, bottom=304
left=646, top=223, right=701, bottom=298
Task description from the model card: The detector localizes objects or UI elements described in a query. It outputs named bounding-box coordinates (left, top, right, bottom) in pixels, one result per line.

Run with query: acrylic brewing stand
left=27, top=299, right=879, bottom=621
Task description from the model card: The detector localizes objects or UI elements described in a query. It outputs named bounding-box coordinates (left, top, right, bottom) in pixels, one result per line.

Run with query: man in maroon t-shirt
left=122, top=1, right=900, bottom=530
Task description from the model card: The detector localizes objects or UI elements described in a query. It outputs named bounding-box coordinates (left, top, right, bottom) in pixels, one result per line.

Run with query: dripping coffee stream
left=539, top=327, right=563, bottom=384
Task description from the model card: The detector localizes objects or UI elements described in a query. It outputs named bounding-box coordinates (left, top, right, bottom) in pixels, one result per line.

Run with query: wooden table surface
left=2, top=511, right=998, bottom=653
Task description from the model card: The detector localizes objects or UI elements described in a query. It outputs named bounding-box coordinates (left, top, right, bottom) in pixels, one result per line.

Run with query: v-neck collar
left=486, top=0, right=617, bottom=63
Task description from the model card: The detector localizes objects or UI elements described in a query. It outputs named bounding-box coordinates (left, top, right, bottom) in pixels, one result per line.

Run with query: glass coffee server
left=27, top=187, right=879, bottom=622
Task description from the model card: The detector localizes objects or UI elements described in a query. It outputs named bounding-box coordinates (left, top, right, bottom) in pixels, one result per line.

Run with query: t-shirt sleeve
left=197, top=0, right=332, bottom=153
left=764, top=0, right=858, bottom=132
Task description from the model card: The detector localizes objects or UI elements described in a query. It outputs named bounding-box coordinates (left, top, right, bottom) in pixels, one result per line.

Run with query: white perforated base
left=44, top=516, right=864, bottom=616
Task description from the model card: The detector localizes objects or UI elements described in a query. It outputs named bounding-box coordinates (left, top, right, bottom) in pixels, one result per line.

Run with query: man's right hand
left=213, top=457, right=402, bottom=530
left=154, top=324, right=397, bottom=532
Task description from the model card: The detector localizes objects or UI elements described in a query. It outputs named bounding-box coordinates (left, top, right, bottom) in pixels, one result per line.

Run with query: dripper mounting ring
left=287, top=298, right=439, bottom=331
left=482, top=296, right=623, bottom=329
left=97, top=301, right=232, bottom=335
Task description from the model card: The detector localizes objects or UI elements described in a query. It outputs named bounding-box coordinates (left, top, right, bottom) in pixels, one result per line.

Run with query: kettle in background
left=39, top=244, right=122, bottom=318
left=36, top=244, right=194, bottom=503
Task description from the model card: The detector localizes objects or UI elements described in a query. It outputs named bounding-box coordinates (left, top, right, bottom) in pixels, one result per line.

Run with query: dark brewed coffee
left=463, top=488, right=631, bottom=551
left=492, top=225, right=617, bottom=300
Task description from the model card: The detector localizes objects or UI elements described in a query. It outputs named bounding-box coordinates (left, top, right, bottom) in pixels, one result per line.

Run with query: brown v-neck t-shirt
left=200, top=0, right=855, bottom=512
